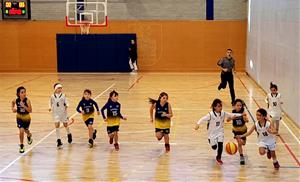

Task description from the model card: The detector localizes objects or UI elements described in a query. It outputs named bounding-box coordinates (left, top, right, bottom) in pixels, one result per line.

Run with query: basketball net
left=80, top=23, right=90, bottom=35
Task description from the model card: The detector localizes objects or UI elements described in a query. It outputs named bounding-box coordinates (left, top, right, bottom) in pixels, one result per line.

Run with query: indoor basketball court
left=0, top=0, right=299, bottom=182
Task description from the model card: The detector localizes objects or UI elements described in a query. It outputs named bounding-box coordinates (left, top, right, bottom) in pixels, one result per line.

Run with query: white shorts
left=208, top=135, right=224, bottom=146
left=270, top=115, right=281, bottom=122
left=258, top=141, right=276, bottom=151
left=53, top=114, right=68, bottom=123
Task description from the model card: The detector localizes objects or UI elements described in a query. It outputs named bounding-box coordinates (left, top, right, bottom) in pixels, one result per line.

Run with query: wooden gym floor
left=0, top=72, right=299, bottom=182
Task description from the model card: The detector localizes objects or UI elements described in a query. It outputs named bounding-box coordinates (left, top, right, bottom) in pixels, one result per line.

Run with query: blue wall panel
left=56, top=34, right=136, bottom=72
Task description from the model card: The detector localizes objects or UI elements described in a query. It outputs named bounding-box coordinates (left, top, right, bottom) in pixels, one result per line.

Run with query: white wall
left=246, top=0, right=300, bottom=126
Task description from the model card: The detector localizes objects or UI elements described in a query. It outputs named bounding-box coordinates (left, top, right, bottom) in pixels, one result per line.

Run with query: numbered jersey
left=100, top=100, right=123, bottom=127
left=197, top=111, right=241, bottom=139
left=16, top=98, right=29, bottom=114
left=49, top=93, right=68, bottom=114
left=255, top=121, right=275, bottom=144
left=266, top=93, right=282, bottom=117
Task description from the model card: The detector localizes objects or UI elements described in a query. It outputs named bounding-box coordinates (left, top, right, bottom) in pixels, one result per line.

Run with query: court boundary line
left=4, top=75, right=44, bottom=91
left=0, top=83, right=115, bottom=175
left=128, top=75, right=143, bottom=91
left=237, top=75, right=300, bottom=167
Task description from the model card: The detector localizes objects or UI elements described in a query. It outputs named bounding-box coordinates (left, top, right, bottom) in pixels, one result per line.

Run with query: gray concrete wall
left=0, top=0, right=246, bottom=20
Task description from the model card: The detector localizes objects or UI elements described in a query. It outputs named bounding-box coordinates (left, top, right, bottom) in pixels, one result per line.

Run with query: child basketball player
left=237, top=108, right=280, bottom=169
left=265, top=82, right=283, bottom=135
left=49, top=83, right=72, bottom=149
left=101, top=90, right=127, bottom=151
left=11, top=86, right=33, bottom=153
left=149, top=92, right=173, bottom=152
left=194, top=99, right=244, bottom=165
left=76, top=89, right=99, bottom=147
left=227, top=99, right=249, bottom=165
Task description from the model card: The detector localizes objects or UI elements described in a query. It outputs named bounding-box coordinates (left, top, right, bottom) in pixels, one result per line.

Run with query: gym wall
left=0, top=20, right=246, bottom=72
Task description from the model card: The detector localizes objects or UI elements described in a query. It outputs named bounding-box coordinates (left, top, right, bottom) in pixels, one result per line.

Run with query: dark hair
left=270, top=82, right=278, bottom=90
left=149, top=92, right=168, bottom=105
left=53, top=83, right=61, bottom=89
left=233, top=99, right=244, bottom=107
left=233, top=99, right=245, bottom=112
left=227, top=48, right=233, bottom=52
left=211, top=98, right=222, bottom=111
left=82, top=89, right=92, bottom=100
left=16, top=86, right=26, bottom=98
left=108, top=90, right=119, bottom=101
left=257, top=108, right=267, bottom=117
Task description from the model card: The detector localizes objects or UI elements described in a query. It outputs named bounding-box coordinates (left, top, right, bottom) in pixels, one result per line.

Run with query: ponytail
left=149, top=92, right=168, bottom=105
left=148, top=98, right=157, bottom=104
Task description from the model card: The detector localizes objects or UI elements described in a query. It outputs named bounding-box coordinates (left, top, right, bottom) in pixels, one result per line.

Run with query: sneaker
left=267, top=149, right=271, bottom=159
left=240, top=156, right=245, bottom=165
left=67, top=133, right=72, bottom=144
left=216, top=157, right=223, bottom=165
left=109, top=137, right=113, bottom=144
left=114, top=143, right=119, bottom=151
left=57, top=139, right=63, bottom=149
left=88, top=139, right=93, bottom=148
left=19, top=144, right=25, bottom=153
left=165, top=143, right=170, bottom=152
left=27, top=134, right=33, bottom=145
left=93, top=130, right=97, bottom=140
left=273, top=161, right=280, bottom=169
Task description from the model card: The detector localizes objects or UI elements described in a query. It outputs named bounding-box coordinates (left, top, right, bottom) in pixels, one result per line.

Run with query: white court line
left=281, top=119, right=300, bottom=144
left=0, top=83, right=115, bottom=175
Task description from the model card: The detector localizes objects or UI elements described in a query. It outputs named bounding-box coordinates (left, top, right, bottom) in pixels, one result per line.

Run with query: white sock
left=56, top=128, right=61, bottom=139
left=65, top=127, right=70, bottom=134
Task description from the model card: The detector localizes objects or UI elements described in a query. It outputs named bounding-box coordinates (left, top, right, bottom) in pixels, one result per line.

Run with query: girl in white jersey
left=49, top=83, right=73, bottom=149
left=195, top=99, right=243, bottom=165
left=237, top=108, right=280, bottom=169
left=265, top=82, right=283, bottom=134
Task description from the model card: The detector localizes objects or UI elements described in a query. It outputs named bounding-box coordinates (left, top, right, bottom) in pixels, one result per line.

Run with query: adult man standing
left=217, top=49, right=236, bottom=105
left=129, top=39, right=138, bottom=72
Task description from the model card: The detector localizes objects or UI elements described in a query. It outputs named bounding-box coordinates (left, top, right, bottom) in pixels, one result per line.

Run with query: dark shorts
left=155, top=128, right=170, bottom=134
left=107, top=126, right=119, bottom=134
left=233, top=130, right=247, bottom=142
left=84, top=118, right=94, bottom=127
left=17, top=120, right=31, bottom=130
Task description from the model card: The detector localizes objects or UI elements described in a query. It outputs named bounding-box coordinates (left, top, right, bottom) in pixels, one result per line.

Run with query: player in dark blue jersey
left=76, top=89, right=99, bottom=147
left=101, top=90, right=127, bottom=151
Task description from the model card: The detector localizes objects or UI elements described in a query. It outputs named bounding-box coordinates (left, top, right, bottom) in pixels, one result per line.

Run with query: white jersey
left=197, top=111, right=242, bottom=140
left=266, top=93, right=282, bottom=118
left=255, top=121, right=275, bottom=145
left=49, top=93, right=69, bottom=122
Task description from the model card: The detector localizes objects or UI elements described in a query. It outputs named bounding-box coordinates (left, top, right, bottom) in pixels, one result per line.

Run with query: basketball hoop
left=65, top=0, right=108, bottom=32
left=80, top=23, right=90, bottom=35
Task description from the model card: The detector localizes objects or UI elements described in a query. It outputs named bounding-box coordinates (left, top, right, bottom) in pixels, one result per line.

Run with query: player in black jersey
left=11, top=86, right=33, bottom=153
left=227, top=99, right=249, bottom=165
left=149, top=92, right=173, bottom=152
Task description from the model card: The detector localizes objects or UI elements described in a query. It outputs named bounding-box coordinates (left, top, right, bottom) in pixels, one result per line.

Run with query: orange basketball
left=226, top=142, right=238, bottom=155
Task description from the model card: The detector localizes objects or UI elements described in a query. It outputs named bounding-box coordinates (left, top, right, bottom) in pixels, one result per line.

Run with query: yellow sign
left=5, top=2, right=12, bottom=8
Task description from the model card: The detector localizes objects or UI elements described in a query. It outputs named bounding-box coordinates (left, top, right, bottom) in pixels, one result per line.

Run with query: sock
left=217, top=142, right=223, bottom=159
left=273, top=159, right=278, bottom=163
left=65, top=127, right=70, bottom=134
left=56, top=128, right=61, bottom=139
